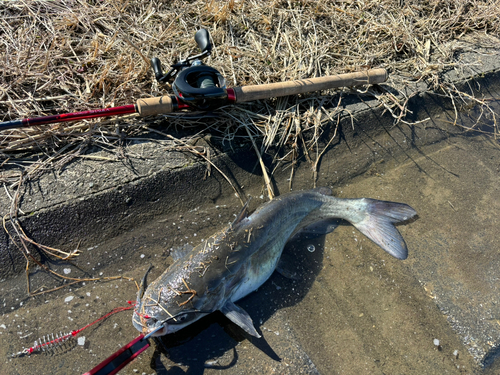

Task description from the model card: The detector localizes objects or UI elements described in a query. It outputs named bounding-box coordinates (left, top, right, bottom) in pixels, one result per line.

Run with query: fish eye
left=178, top=314, right=189, bottom=322
left=168, top=313, right=191, bottom=324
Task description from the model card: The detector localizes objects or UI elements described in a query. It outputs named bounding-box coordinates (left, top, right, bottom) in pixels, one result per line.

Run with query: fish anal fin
left=299, top=218, right=340, bottom=237
left=220, top=301, right=261, bottom=338
left=290, top=218, right=341, bottom=240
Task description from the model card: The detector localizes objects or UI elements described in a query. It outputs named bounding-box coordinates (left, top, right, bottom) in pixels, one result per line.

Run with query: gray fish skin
left=132, top=187, right=416, bottom=338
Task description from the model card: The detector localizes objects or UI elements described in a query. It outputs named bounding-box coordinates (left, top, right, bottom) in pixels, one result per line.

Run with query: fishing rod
left=0, top=29, right=388, bottom=131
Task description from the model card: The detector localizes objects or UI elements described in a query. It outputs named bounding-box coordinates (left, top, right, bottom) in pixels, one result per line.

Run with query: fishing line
left=12, top=302, right=136, bottom=357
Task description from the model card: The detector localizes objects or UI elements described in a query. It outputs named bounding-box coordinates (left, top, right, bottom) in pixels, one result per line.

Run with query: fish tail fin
left=353, top=199, right=417, bottom=260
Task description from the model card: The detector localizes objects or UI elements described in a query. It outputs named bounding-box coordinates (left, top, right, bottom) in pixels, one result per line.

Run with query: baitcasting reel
left=150, top=29, right=229, bottom=110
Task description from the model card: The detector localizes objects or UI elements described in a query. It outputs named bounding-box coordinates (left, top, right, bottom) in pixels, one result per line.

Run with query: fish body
left=133, top=187, right=416, bottom=338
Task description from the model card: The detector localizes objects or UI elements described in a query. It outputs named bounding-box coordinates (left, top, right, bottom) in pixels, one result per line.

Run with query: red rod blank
left=0, top=104, right=137, bottom=130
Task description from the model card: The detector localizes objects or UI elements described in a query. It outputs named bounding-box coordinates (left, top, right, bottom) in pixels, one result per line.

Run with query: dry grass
left=1, top=0, right=499, bottom=181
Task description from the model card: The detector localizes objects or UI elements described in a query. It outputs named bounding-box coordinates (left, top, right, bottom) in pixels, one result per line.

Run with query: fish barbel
left=133, top=187, right=416, bottom=338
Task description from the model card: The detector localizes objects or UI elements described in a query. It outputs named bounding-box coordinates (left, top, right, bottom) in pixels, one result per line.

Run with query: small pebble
left=63, top=268, right=71, bottom=275
left=433, top=338, right=442, bottom=351
left=64, top=296, right=74, bottom=303
left=78, top=336, right=86, bottom=346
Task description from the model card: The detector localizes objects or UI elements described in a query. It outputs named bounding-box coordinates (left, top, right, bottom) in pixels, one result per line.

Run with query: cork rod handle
left=233, top=68, right=387, bottom=103
left=136, top=95, right=174, bottom=117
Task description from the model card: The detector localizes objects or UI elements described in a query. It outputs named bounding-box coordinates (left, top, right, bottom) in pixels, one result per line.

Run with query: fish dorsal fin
left=312, top=187, right=332, bottom=196
left=230, top=199, right=250, bottom=228
left=220, top=301, right=261, bottom=338
left=171, top=243, right=194, bottom=262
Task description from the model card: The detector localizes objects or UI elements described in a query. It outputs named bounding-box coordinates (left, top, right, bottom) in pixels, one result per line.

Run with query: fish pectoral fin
left=230, top=200, right=250, bottom=228
left=220, top=301, right=261, bottom=338
left=137, top=264, right=153, bottom=299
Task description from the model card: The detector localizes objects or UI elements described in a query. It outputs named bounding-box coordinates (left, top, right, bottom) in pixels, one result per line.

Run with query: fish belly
left=229, top=240, right=285, bottom=303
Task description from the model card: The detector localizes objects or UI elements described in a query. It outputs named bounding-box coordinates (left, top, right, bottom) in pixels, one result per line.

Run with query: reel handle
left=194, top=29, right=212, bottom=53
left=150, top=57, right=165, bottom=82
left=150, top=29, right=212, bottom=84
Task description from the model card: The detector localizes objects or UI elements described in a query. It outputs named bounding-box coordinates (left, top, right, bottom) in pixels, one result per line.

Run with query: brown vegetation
left=0, top=0, right=499, bottom=176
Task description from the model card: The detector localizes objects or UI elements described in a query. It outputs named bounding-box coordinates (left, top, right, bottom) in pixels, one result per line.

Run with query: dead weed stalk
left=2, top=174, right=134, bottom=296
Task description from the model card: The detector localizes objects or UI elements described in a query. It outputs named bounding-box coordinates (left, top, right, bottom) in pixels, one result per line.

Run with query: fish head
left=132, top=307, right=210, bottom=337
left=132, top=231, right=235, bottom=337
left=132, top=280, right=216, bottom=337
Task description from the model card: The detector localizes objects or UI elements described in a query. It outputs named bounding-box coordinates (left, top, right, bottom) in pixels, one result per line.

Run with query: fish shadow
left=150, top=228, right=331, bottom=374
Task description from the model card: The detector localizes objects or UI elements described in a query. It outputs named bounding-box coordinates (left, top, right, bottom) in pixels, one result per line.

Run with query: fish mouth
left=133, top=310, right=212, bottom=338
left=132, top=312, right=145, bottom=333
left=143, top=325, right=168, bottom=338
left=132, top=311, right=168, bottom=337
